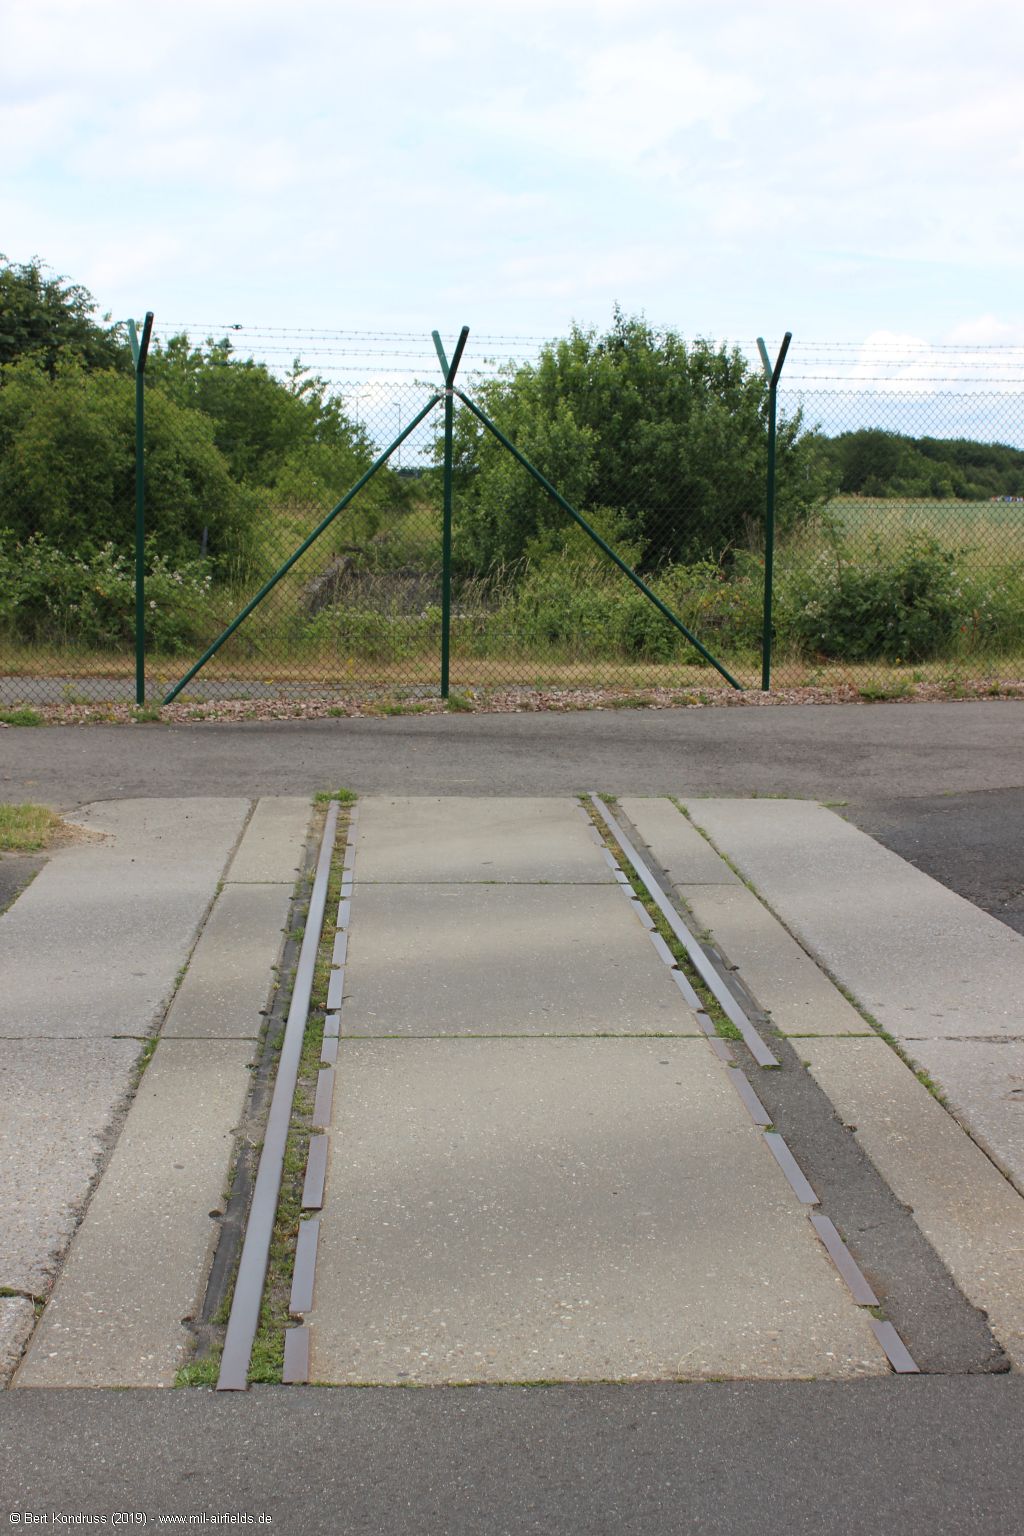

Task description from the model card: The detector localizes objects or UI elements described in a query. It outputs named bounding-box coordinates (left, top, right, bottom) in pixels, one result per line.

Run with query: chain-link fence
left=2, top=324, right=1022, bottom=713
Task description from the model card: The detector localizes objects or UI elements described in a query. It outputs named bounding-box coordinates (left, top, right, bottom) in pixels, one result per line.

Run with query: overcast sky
left=3, top=0, right=1023, bottom=361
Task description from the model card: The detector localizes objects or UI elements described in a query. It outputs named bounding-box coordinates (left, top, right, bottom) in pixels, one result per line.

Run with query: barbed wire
left=141, top=321, right=1024, bottom=397
left=154, top=321, right=1024, bottom=352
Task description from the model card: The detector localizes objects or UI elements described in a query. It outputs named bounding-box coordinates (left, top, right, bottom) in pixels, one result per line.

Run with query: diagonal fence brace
left=162, top=393, right=443, bottom=705
left=454, top=388, right=743, bottom=689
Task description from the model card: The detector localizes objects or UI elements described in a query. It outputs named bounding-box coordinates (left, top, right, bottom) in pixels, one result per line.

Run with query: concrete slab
left=0, top=799, right=251, bottom=1038
left=15, top=1039, right=255, bottom=1388
left=0, top=851, right=44, bottom=916
left=161, top=883, right=293, bottom=1040
left=619, top=798, right=740, bottom=886
left=677, top=885, right=872, bottom=1037
left=681, top=799, right=1024, bottom=1042
left=351, top=798, right=614, bottom=884
left=0, top=1298, right=36, bottom=1386
left=341, top=884, right=698, bottom=1036
left=309, top=1038, right=885, bottom=1384
left=801, top=1037, right=1024, bottom=1368
left=225, top=797, right=311, bottom=884
left=0, top=1039, right=142, bottom=1297
left=903, top=1039, right=1024, bottom=1197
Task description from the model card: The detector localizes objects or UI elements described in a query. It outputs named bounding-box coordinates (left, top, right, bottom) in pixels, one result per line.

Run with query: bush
left=786, top=536, right=962, bottom=661
left=499, top=551, right=765, bottom=664
left=302, top=605, right=440, bottom=661
left=448, top=313, right=830, bottom=573
left=0, top=534, right=212, bottom=652
left=0, top=358, right=258, bottom=575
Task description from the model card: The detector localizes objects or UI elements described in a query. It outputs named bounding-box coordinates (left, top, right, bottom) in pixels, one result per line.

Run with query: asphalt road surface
left=2, top=1379, right=1023, bottom=1534
left=4, top=700, right=1022, bottom=931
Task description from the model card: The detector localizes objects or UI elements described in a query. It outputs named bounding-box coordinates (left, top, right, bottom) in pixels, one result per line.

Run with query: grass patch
left=3, top=491, right=1023, bottom=710
left=313, top=787, right=358, bottom=806
left=858, top=681, right=913, bottom=702
left=0, top=802, right=62, bottom=851
left=715, top=1017, right=745, bottom=1042
left=174, top=1357, right=221, bottom=1388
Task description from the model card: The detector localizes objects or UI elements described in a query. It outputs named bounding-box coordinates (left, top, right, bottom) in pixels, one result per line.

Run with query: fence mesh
left=2, top=326, right=1022, bottom=714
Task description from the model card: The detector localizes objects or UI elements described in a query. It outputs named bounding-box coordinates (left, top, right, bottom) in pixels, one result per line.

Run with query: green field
left=828, top=495, right=1023, bottom=548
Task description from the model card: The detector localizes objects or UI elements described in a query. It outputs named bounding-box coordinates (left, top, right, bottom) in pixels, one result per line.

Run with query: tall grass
left=2, top=494, right=1021, bottom=688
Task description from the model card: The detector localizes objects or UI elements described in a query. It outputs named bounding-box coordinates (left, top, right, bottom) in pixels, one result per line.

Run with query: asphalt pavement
left=2, top=699, right=1021, bottom=806
left=2, top=1378, right=1023, bottom=1535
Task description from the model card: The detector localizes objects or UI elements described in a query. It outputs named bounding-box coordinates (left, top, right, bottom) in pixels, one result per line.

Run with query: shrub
left=0, top=534, right=212, bottom=653
left=0, top=358, right=258, bottom=576
left=447, top=313, right=830, bottom=573
left=786, top=536, right=962, bottom=661
left=302, top=605, right=440, bottom=661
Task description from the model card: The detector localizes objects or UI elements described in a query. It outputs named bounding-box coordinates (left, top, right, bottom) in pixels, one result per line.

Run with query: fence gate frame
left=150, top=324, right=786, bottom=705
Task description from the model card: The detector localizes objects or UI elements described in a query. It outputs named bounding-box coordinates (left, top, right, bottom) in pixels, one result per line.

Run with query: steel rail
left=589, top=796, right=778, bottom=1068
left=217, top=799, right=340, bottom=1390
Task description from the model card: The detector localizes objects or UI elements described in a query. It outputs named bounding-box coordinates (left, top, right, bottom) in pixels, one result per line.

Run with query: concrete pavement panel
left=619, top=797, right=741, bottom=886
left=308, top=1038, right=886, bottom=1384
left=160, top=883, right=292, bottom=1040
left=15, top=1040, right=256, bottom=1388
left=0, top=1038, right=142, bottom=1297
left=341, top=884, right=698, bottom=1036
left=901, top=1039, right=1024, bottom=1197
left=0, top=1298, right=37, bottom=1386
left=225, top=797, right=311, bottom=883
left=801, top=1037, right=1024, bottom=1369
left=681, top=798, right=1024, bottom=1042
left=677, top=885, right=873, bottom=1037
left=0, top=798, right=251, bottom=1039
left=351, top=797, right=615, bottom=884
left=0, top=852, right=44, bottom=917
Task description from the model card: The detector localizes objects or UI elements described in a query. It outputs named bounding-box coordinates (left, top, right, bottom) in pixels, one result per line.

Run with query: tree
left=448, top=311, right=827, bottom=573
left=148, top=335, right=382, bottom=497
left=0, top=357, right=255, bottom=574
left=823, top=428, right=1024, bottom=500
left=0, top=255, right=129, bottom=376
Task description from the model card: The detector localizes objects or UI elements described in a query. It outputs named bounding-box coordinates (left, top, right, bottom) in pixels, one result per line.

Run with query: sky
left=3, top=0, right=1024, bottom=383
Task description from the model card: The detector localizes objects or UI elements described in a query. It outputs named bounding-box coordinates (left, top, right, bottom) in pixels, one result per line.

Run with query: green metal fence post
left=441, top=389, right=454, bottom=699
left=128, top=312, right=154, bottom=705
left=432, top=327, right=469, bottom=699
left=756, top=331, right=792, bottom=692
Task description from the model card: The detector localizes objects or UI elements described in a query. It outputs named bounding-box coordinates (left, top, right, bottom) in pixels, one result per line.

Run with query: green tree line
left=0, top=255, right=388, bottom=580
left=815, top=427, right=1024, bottom=500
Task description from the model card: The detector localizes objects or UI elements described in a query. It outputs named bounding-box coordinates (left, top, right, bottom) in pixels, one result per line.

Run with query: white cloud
left=2, top=0, right=1024, bottom=345
left=947, top=315, right=1024, bottom=346
left=470, top=37, right=759, bottom=179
